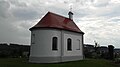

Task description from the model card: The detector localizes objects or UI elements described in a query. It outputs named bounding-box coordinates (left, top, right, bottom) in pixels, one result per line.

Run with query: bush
left=114, top=58, right=120, bottom=63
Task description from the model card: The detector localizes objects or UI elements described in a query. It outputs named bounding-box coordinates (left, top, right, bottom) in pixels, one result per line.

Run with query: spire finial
left=69, top=3, right=73, bottom=12
left=68, top=3, right=73, bottom=20
left=70, top=5, right=72, bottom=12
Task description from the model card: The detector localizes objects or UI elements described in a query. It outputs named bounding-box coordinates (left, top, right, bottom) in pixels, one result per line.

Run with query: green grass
left=0, top=58, right=119, bottom=67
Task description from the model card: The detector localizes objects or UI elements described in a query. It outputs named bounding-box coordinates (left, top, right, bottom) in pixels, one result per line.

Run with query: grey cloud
left=94, top=2, right=109, bottom=7
left=100, top=4, right=120, bottom=17
left=9, top=0, right=27, bottom=7
left=0, top=21, right=23, bottom=44
left=43, top=5, right=68, bottom=17
left=8, top=0, right=43, bottom=21
left=74, top=10, right=91, bottom=18
left=0, top=0, right=120, bottom=47
left=12, top=8, right=39, bottom=21
left=109, top=18, right=120, bottom=22
left=79, top=17, right=120, bottom=47
left=0, top=0, right=31, bottom=44
left=0, top=0, right=10, bottom=18
left=93, top=0, right=110, bottom=7
left=0, top=14, right=30, bottom=44
left=103, top=10, right=120, bottom=17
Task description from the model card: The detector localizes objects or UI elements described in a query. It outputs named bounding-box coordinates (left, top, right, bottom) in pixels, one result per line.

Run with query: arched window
left=52, top=37, right=58, bottom=50
left=67, top=38, right=72, bottom=51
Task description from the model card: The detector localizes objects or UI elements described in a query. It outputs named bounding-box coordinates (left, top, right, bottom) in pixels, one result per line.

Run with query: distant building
left=114, top=48, right=120, bottom=58
left=114, top=48, right=120, bottom=53
left=97, top=46, right=108, bottom=53
left=84, top=44, right=95, bottom=52
left=29, top=11, right=84, bottom=63
left=84, top=44, right=109, bottom=53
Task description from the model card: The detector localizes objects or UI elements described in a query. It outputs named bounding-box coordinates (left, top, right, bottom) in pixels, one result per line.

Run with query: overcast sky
left=0, top=0, right=120, bottom=48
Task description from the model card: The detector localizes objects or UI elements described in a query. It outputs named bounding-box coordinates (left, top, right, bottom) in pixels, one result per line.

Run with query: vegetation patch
left=0, top=58, right=119, bottom=67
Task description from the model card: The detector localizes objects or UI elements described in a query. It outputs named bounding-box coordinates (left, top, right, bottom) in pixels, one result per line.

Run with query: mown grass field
left=0, top=58, right=119, bottom=67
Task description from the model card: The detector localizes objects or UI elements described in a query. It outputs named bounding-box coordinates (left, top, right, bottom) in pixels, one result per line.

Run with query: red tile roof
left=30, top=12, right=84, bottom=34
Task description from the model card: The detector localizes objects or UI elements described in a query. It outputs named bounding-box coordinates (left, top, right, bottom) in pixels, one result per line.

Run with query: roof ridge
left=48, top=11, right=72, bottom=20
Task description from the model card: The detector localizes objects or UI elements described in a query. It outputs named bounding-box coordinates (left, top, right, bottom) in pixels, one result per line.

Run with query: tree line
left=0, top=43, right=30, bottom=58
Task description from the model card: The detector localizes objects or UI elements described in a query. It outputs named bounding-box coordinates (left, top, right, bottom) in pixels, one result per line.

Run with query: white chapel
left=29, top=11, right=84, bottom=63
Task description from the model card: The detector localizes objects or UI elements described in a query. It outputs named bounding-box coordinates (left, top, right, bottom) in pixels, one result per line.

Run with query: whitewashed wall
left=30, top=29, right=61, bottom=57
left=62, top=30, right=83, bottom=57
left=29, top=28, right=83, bottom=63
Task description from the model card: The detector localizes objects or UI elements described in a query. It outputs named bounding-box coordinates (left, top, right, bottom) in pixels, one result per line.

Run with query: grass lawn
left=0, top=58, right=119, bottom=67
